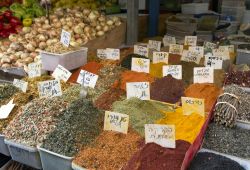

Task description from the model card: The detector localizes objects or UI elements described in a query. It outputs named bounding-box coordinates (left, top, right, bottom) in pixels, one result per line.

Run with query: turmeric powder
left=150, top=62, right=167, bottom=78
left=156, top=108, right=206, bottom=144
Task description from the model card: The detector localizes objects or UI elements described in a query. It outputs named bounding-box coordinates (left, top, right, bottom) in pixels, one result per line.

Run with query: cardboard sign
left=134, top=45, right=149, bottom=57
left=181, top=50, right=201, bottom=64
left=204, top=55, right=223, bottom=69
left=163, top=35, right=176, bottom=46
left=13, top=79, right=28, bottom=92
left=153, top=52, right=169, bottom=64
left=97, top=49, right=108, bottom=59
left=0, top=99, right=15, bottom=119
left=182, top=97, right=205, bottom=116
left=184, top=36, right=197, bottom=46
left=148, top=40, right=161, bottom=51
left=189, top=46, right=204, bottom=58
left=28, top=62, right=42, bottom=78
left=106, top=48, right=120, bottom=60
left=219, top=45, right=234, bottom=53
left=126, top=82, right=150, bottom=100
left=60, top=29, right=71, bottom=47
left=163, top=65, right=182, bottom=79
left=145, top=124, right=176, bottom=148
left=52, top=65, right=72, bottom=82
left=193, top=67, right=214, bottom=83
left=76, top=70, right=98, bottom=88
left=212, top=48, right=230, bottom=60
left=38, top=80, right=62, bottom=98
left=104, top=111, right=129, bottom=134
left=169, top=44, right=183, bottom=55
left=131, top=58, right=150, bottom=73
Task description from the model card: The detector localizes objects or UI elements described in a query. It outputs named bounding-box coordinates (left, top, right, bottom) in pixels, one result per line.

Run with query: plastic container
left=4, top=140, right=42, bottom=169
left=40, top=47, right=88, bottom=71
left=72, top=162, right=87, bottom=170
left=166, top=16, right=197, bottom=33
left=222, top=0, right=245, bottom=7
left=196, top=30, right=213, bottom=42
left=243, top=10, right=250, bottom=23
left=236, top=45, right=250, bottom=64
left=221, top=6, right=245, bottom=21
left=228, top=35, right=250, bottom=46
left=181, top=3, right=209, bottom=14
left=38, top=147, right=73, bottom=170
left=0, top=135, right=10, bottom=156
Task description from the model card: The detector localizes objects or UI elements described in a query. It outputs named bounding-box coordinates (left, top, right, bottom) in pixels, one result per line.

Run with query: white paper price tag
left=219, top=45, right=234, bottom=53
left=97, top=49, right=108, bottom=59
left=38, top=80, right=62, bottom=98
left=181, top=50, right=201, bottom=64
left=134, top=45, right=149, bottom=57
left=189, top=46, right=204, bottom=58
left=169, top=44, right=183, bottom=55
left=0, top=99, right=15, bottom=119
left=153, top=52, right=169, bottom=64
left=106, top=48, right=120, bottom=60
left=182, top=97, right=205, bottom=116
left=163, top=35, right=176, bottom=46
left=126, top=82, right=150, bottom=100
left=13, top=79, right=28, bottom=92
left=184, top=36, right=197, bottom=46
left=131, top=58, right=150, bottom=73
left=163, top=65, right=182, bottom=79
left=77, top=70, right=98, bottom=88
left=204, top=55, right=223, bottom=69
left=60, top=29, right=71, bottom=47
left=148, top=40, right=161, bottom=51
left=145, top=124, right=176, bottom=148
left=52, top=65, right=72, bottom=82
left=212, top=48, right=230, bottom=60
left=204, top=41, right=217, bottom=49
left=104, top=111, right=129, bottom=134
left=193, top=67, right=214, bottom=83
left=28, top=62, right=42, bottom=78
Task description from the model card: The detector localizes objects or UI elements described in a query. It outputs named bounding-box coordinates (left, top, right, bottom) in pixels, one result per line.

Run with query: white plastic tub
left=40, top=47, right=88, bottom=71
left=38, top=146, right=73, bottom=170
left=0, top=135, right=10, bottom=156
left=182, top=3, right=209, bottom=14
left=4, top=139, right=42, bottom=169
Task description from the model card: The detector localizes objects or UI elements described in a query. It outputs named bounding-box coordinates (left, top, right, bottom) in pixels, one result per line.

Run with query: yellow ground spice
left=149, top=62, right=167, bottom=78
left=156, top=108, right=206, bottom=144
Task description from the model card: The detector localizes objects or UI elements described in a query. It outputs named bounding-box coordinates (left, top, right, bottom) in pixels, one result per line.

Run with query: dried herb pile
left=203, top=122, right=250, bottom=159
left=121, top=54, right=148, bottom=70
left=41, top=98, right=103, bottom=157
left=122, top=140, right=190, bottom=170
left=181, top=61, right=202, bottom=87
left=62, top=84, right=81, bottom=103
left=189, top=152, right=245, bottom=170
left=3, top=97, right=68, bottom=147
left=112, top=98, right=173, bottom=136
left=0, top=84, right=19, bottom=104
left=73, top=130, right=143, bottom=170
left=225, top=71, right=250, bottom=87
left=150, top=75, right=185, bottom=104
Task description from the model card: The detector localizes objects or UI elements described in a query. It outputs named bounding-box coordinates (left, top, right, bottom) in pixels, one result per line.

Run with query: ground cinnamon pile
left=185, top=83, right=221, bottom=112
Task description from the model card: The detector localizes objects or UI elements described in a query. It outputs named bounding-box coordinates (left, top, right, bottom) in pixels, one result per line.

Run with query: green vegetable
left=25, top=8, right=35, bottom=18
left=0, top=7, right=8, bottom=14
left=10, top=3, right=23, bottom=12
left=13, top=12, right=22, bottom=19
left=23, top=0, right=36, bottom=8
left=34, top=8, right=45, bottom=17
left=23, top=13, right=33, bottom=19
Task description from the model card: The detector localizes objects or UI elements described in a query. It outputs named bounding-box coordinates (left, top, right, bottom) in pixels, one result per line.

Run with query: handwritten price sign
left=163, top=65, right=182, bottom=79
left=184, top=36, right=197, bottom=46
left=134, top=45, right=149, bottom=57
left=52, top=65, right=72, bottom=82
left=181, top=50, right=201, bottom=64
left=13, top=79, right=28, bottom=92
left=181, top=97, right=205, bottom=116
left=104, top=111, right=129, bottom=134
left=126, top=82, right=150, bottom=100
left=193, top=67, right=214, bottom=83
left=38, top=80, right=62, bottom=98
left=76, top=70, right=98, bottom=88
left=131, top=58, right=150, bottom=73
left=163, top=35, right=176, bottom=46
left=153, top=52, right=169, bottom=64
left=148, top=40, right=161, bottom=51
left=169, top=44, right=183, bottom=55
left=60, top=29, right=71, bottom=47
left=28, top=62, right=42, bottom=78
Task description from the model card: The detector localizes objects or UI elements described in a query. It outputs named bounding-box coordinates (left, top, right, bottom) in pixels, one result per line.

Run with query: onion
left=97, top=31, right=104, bottom=37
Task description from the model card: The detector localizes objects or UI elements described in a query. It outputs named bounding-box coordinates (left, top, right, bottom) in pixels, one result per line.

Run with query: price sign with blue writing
left=60, top=29, right=71, bottom=47
left=28, top=62, right=42, bottom=78
left=38, top=80, right=62, bottom=98
left=181, top=97, right=205, bottom=116
left=104, top=111, right=129, bottom=134
left=126, top=82, right=150, bottom=100
left=76, top=70, right=98, bottom=88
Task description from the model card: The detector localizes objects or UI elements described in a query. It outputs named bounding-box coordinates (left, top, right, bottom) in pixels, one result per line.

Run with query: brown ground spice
left=94, top=88, right=126, bottom=110
left=181, top=61, right=203, bottom=87
left=73, top=130, right=143, bottom=170
left=150, top=75, right=185, bottom=104
left=122, top=140, right=190, bottom=170
left=168, top=53, right=182, bottom=64
left=185, top=83, right=222, bottom=112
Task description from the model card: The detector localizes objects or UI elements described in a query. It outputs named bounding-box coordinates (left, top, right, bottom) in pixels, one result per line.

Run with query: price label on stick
left=60, top=29, right=71, bottom=47
left=181, top=50, right=201, bottom=64
left=184, top=36, right=197, bottom=46
left=189, top=46, right=204, bottom=58
left=126, top=82, right=150, bottom=100
left=193, top=67, right=214, bottom=83
left=0, top=99, right=15, bottom=119
left=38, top=80, right=62, bottom=98
left=219, top=45, right=234, bottom=53
left=134, top=45, right=149, bottom=57
left=181, top=97, right=205, bottom=116
left=163, top=65, right=182, bottom=79
left=106, top=48, right=120, bottom=60
left=169, top=44, right=183, bottom=55
left=163, top=35, right=176, bottom=46
left=104, top=111, right=129, bottom=134
left=148, top=40, right=161, bottom=51
left=212, top=48, right=230, bottom=60
left=153, top=52, right=169, bottom=64
left=97, top=49, right=108, bottom=59
left=13, top=79, right=28, bottom=92
left=145, top=124, right=176, bottom=148
left=52, top=65, right=72, bottom=82
left=76, top=70, right=98, bottom=88
left=28, top=62, right=42, bottom=78
left=204, top=55, right=223, bottom=69
left=131, top=58, right=150, bottom=73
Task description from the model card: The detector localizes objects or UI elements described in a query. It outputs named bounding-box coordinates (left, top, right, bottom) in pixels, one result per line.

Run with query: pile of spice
left=73, top=130, right=143, bottom=170
left=112, top=98, right=173, bottom=136
left=157, top=108, right=206, bottom=143
left=189, top=152, right=245, bottom=170
left=41, top=98, right=103, bottom=157
left=87, top=65, right=125, bottom=100
left=114, top=70, right=155, bottom=91
left=225, top=71, right=250, bottom=87
left=3, top=97, right=68, bottom=147
left=0, top=84, right=19, bottom=104
left=214, top=70, right=226, bottom=88
left=122, top=140, right=190, bottom=170
left=68, top=61, right=103, bottom=83
left=62, top=84, right=81, bottom=103
left=150, top=62, right=167, bottom=78
left=203, top=122, right=250, bottom=159
left=185, top=83, right=221, bottom=112
left=150, top=75, right=184, bottom=104
left=181, top=61, right=203, bottom=87
left=121, top=54, right=148, bottom=69
left=232, top=64, right=250, bottom=72
left=168, top=54, right=182, bottom=64
left=94, top=88, right=126, bottom=110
